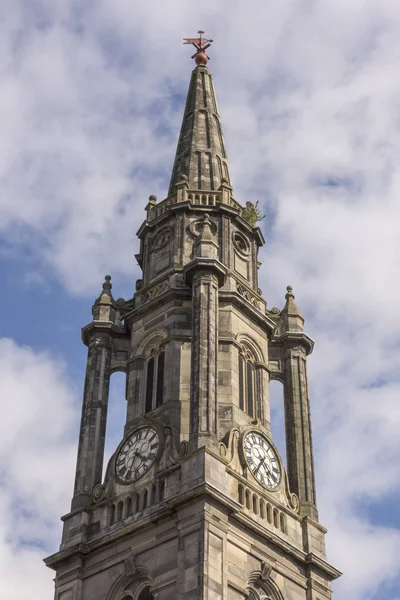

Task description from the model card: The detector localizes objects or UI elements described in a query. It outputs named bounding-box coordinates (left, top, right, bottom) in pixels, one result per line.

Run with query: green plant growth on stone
left=242, top=201, right=266, bottom=227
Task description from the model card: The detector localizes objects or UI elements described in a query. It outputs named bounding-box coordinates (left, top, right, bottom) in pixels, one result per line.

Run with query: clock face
left=243, top=431, right=281, bottom=489
left=115, top=427, right=159, bottom=483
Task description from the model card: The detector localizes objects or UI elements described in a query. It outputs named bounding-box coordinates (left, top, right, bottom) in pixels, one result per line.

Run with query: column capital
left=275, top=331, right=314, bottom=356
left=183, top=257, right=227, bottom=287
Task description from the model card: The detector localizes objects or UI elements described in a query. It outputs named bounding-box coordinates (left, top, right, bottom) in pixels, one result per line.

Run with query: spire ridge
left=168, top=38, right=232, bottom=197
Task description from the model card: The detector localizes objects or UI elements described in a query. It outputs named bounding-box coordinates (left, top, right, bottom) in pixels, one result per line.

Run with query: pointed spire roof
left=168, top=37, right=232, bottom=196
left=92, top=275, right=117, bottom=323
left=279, top=286, right=305, bottom=333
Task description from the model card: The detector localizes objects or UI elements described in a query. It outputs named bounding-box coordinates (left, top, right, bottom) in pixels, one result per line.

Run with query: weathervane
left=183, top=30, right=213, bottom=66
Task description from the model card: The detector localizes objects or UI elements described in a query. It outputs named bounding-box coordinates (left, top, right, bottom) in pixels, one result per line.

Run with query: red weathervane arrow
left=183, top=30, right=213, bottom=66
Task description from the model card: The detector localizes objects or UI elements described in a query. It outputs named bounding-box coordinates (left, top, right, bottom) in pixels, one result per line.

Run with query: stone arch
left=236, top=334, right=266, bottom=420
left=246, top=564, right=284, bottom=600
left=135, top=329, right=168, bottom=414
left=236, top=333, right=265, bottom=364
left=137, top=328, right=168, bottom=357
left=106, top=563, right=154, bottom=600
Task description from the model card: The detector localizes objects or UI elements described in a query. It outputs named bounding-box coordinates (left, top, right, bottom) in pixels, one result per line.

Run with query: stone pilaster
left=190, top=269, right=219, bottom=448
left=184, top=213, right=227, bottom=450
left=283, top=343, right=317, bottom=520
left=72, top=331, right=112, bottom=510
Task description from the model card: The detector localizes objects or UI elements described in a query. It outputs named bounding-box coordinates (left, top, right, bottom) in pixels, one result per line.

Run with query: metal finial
left=183, top=30, right=213, bottom=66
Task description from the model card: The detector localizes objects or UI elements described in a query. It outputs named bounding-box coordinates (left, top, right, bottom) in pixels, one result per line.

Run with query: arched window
left=142, top=489, right=148, bottom=510
left=138, top=587, right=154, bottom=600
left=238, top=346, right=256, bottom=417
left=159, top=480, right=165, bottom=501
left=145, top=348, right=165, bottom=413
left=125, top=496, right=132, bottom=518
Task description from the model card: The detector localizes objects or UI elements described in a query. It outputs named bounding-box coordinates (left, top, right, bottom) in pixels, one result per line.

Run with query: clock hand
left=253, top=457, right=266, bottom=476
left=134, top=450, right=147, bottom=462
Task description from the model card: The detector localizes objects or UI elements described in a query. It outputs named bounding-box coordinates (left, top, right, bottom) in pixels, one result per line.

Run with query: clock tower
left=45, top=34, right=341, bottom=600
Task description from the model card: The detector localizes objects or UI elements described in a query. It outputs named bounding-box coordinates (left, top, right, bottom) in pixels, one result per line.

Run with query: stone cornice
left=271, top=331, right=315, bottom=355
left=81, top=321, right=129, bottom=347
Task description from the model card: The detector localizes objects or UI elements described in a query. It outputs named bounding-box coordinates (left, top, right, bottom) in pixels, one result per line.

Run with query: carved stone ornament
left=92, top=483, right=105, bottom=503
left=178, top=440, right=189, bottom=457
left=232, top=231, right=250, bottom=256
left=151, top=227, right=172, bottom=251
left=219, top=428, right=242, bottom=473
left=260, top=561, right=272, bottom=582
left=187, top=216, right=217, bottom=239
left=157, top=426, right=181, bottom=470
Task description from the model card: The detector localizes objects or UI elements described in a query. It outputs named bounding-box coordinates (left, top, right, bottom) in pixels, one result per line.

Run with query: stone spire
left=168, top=40, right=232, bottom=196
left=280, top=285, right=305, bottom=333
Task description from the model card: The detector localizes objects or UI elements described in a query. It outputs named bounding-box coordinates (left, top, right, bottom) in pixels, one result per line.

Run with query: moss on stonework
left=242, top=201, right=265, bottom=227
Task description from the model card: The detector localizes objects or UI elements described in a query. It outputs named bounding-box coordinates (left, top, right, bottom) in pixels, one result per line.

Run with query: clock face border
left=242, top=430, right=282, bottom=490
left=114, top=426, right=160, bottom=485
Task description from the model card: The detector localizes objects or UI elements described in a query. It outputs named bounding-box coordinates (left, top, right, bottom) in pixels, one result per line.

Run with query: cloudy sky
left=1, top=0, right=400, bottom=598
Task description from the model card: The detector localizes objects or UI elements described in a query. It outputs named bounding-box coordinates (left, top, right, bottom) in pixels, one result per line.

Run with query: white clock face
left=244, top=431, right=281, bottom=489
left=115, top=427, right=159, bottom=483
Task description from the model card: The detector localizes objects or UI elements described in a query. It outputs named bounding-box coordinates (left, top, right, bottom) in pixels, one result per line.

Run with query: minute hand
left=253, top=457, right=266, bottom=476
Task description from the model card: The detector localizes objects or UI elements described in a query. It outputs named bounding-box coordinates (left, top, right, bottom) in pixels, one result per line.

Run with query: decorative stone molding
left=151, top=227, right=173, bottom=251
left=139, top=278, right=170, bottom=306
left=236, top=281, right=260, bottom=309
left=233, top=231, right=251, bottom=256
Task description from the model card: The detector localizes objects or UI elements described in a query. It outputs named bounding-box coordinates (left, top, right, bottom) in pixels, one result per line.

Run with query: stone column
left=183, top=214, right=227, bottom=450
left=190, top=270, right=219, bottom=447
left=71, top=276, right=117, bottom=511
left=72, top=331, right=113, bottom=510
left=283, top=343, right=317, bottom=520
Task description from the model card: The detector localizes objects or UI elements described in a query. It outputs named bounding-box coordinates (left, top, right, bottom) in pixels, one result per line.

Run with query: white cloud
left=0, top=338, right=78, bottom=598
left=1, top=1, right=400, bottom=598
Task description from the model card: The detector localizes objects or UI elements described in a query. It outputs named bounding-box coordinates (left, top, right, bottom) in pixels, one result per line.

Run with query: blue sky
left=1, top=1, right=400, bottom=598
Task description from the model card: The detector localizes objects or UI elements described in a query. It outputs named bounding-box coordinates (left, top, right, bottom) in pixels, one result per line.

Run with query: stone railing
left=146, top=187, right=243, bottom=221
left=238, top=482, right=287, bottom=535
left=109, top=479, right=166, bottom=526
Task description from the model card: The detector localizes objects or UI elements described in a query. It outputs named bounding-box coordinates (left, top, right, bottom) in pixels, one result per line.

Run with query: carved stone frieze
left=236, top=281, right=259, bottom=308
left=139, top=278, right=170, bottom=305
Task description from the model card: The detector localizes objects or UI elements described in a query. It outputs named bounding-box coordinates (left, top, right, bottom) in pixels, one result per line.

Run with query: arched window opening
left=156, top=351, right=164, bottom=408
left=145, top=357, right=154, bottom=413
left=238, top=346, right=256, bottom=417
left=159, top=480, right=165, bottom=502
left=142, top=489, right=148, bottom=510
left=125, top=496, right=132, bottom=518
left=103, top=371, right=127, bottom=481
left=117, top=501, right=123, bottom=522
left=238, top=484, right=244, bottom=505
left=138, top=587, right=154, bottom=600
left=266, top=503, right=272, bottom=524
left=273, top=508, right=279, bottom=528
left=260, top=499, right=265, bottom=519
left=145, top=347, right=165, bottom=413
left=151, top=484, right=157, bottom=505
left=133, top=493, right=140, bottom=513
left=245, top=489, right=251, bottom=510
left=269, top=379, right=286, bottom=467
left=110, top=504, right=116, bottom=525
left=280, top=512, right=286, bottom=533
left=252, top=494, right=258, bottom=515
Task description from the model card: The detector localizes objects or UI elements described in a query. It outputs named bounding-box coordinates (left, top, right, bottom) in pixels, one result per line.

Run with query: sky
left=0, top=0, right=400, bottom=598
